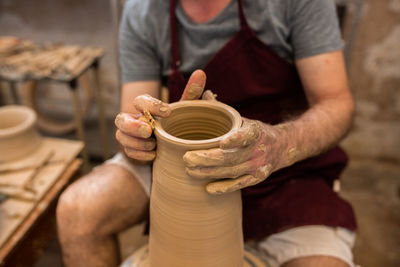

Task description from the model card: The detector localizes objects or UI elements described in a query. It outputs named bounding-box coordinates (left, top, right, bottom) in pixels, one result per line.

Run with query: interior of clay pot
left=0, top=105, right=41, bottom=162
left=0, top=110, right=29, bottom=129
left=160, top=105, right=233, bottom=140
left=0, top=106, right=36, bottom=136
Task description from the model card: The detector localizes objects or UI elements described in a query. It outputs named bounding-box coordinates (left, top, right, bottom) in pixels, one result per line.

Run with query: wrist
left=263, top=122, right=303, bottom=172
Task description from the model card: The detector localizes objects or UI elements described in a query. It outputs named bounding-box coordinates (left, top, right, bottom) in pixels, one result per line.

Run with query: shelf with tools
left=0, top=37, right=111, bottom=170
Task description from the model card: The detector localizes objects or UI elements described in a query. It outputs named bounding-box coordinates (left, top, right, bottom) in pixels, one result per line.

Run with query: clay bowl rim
left=154, top=100, right=241, bottom=147
left=0, top=105, right=37, bottom=137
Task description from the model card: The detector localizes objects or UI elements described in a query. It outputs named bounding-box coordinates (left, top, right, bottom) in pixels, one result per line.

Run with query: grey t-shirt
left=119, top=0, right=343, bottom=84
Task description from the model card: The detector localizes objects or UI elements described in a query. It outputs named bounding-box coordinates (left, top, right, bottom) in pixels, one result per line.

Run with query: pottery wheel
left=121, top=244, right=268, bottom=267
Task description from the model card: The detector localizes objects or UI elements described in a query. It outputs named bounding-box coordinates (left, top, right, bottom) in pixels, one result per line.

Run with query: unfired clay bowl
left=0, top=105, right=41, bottom=162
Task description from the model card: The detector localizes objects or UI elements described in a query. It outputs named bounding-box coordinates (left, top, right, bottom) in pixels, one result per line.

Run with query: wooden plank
left=0, top=159, right=82, bottom=266
left=0, top=36, right=104, bottom=82
left=0, top=138, right=83, bottom=250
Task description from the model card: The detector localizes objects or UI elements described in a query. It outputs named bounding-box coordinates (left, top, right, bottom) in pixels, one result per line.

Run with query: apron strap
left=169, top=0, right=180, bottom=72
left=169, top=0, right=250, bottom=72
left=238, top=0, right=250, bottom=29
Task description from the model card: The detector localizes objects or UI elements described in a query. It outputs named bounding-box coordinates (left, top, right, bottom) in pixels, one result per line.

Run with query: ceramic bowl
left=0, top=105, right=41, bottom=162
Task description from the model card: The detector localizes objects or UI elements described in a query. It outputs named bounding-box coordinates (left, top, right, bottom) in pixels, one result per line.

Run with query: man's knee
left=57, top=164, right=149, bottom=238
left=56, top=174, right=105, bottom=237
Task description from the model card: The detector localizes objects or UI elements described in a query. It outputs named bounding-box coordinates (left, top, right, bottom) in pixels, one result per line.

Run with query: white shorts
left=104, top=153, right=152, bottom=196
left=254, top=225, right=356, bottom=267
left=105, top=153, right=356, bottom=267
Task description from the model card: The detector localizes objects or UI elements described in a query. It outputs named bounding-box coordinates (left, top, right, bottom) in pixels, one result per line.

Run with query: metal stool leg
left=69, top=79, right=90, bottom=172
left=92, top=61, right=110, bottom=160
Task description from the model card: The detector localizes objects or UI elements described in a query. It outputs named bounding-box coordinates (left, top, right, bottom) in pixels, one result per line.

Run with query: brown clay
left=125, top=100, right=267, bottom=267
left=0, top=105, right=41, bottom=162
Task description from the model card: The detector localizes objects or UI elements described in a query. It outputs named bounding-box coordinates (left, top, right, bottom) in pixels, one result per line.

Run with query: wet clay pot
left=125, top=100, right=267, bottom=267
left=0, top=105, right=41, bottom=162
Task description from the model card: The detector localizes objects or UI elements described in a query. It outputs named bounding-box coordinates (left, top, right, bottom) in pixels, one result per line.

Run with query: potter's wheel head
left=122, top=244, right=269, bottom=267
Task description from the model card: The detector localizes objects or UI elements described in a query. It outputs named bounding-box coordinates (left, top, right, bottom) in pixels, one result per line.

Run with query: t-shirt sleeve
left=288, top=0, right=344, bottom=60
left=119, top=0, right=160, bottom=83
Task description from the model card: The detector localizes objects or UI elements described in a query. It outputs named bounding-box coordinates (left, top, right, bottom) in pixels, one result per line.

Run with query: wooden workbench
left=0, top=37, right=111, bottom=169
left=0, top=138, right=83, bottom=266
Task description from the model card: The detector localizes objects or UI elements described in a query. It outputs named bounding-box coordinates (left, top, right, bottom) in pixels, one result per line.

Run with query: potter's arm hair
left=275, top=50, right=354, bottom=169
left=120, top=81, right=161, bottom=113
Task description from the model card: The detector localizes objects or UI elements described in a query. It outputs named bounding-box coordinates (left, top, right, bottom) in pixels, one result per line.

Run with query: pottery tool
left=23, top=150, right=54, bottom=193
left=140, top=110, right=156, bottom=130
left=0, top=158, right=65, bottom=174
left=0, top=191, right=36, bottom=203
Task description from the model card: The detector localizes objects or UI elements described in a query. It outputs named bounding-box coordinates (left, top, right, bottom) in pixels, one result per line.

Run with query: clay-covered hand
left=115, top=70, right=210, bottom=162
left=183, top=118, right=291, bottom=194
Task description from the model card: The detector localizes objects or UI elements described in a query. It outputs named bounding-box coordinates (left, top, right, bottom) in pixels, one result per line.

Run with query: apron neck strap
left=238, top=0, right=249, bottom=29
left=169, top=0, right=250, bottom=71
left=169, top=0, right=180, bottom=71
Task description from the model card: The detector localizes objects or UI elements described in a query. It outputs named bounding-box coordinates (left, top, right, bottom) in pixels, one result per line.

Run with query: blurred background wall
left=343, top=0, right=400, bottom=164
left=339, top=0, right=400, bottom=266
left=0, top=0, right=120, bottom=115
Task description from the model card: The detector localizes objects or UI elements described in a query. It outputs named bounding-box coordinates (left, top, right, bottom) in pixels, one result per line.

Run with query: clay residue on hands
left=254, top=164, right=272, bottom=179
left=124, top=147, right=156, bottom=161
left=183, top=149, right=224, bottom=167
left=220, top=119, right=260, bottom=149
left=206, top=163, right=272, bottom=195
left=138, top=125, right=151, bottom=138
left=202, top=90, right=217, bottom=101
left=134, top=94, right=171, bottom=117
left=115, top=113, right=125, bottom=128
left=286, top=147, right=305, bottom=166
left=257, top=144, right=266, bottom=152
left=186, top=161, right=250, bottom=179
left=140, top=110, right=156, bottom=130
left=183, top=145, right=254, bottom=168
left=206, top=174, right=256, bottom=195
left=180, top=69, right=206, bottom=101
left=186, top=83, right=204, bottom=100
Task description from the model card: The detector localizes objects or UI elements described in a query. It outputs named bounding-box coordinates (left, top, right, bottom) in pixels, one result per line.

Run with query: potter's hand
left=115, top=70, right=209, bottom=162
left=183, top=118, right=290, bottom=194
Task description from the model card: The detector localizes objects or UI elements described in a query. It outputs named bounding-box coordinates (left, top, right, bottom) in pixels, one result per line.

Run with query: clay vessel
left=124, top=100, right=267, bottom=267
left=0, top=105, right=41, bottom=162
left=150, top=100, right=243, bottom=266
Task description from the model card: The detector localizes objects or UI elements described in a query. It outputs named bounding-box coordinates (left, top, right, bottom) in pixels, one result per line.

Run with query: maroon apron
left=166, top=0, right=357, bottom=241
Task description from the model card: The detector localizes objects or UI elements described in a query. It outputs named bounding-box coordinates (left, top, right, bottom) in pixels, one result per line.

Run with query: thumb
left=180, top=69, right=206, bottom=101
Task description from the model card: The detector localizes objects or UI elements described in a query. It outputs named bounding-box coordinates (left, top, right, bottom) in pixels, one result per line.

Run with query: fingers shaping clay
left=125, top=100, right=267, bottom=267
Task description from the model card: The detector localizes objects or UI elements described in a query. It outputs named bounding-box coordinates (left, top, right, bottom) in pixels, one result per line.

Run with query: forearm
left=120, top=81, right=160, bottom=113
left=182, top=52, right=354, bottom=194
left=273, top=91, right=354, bottom=171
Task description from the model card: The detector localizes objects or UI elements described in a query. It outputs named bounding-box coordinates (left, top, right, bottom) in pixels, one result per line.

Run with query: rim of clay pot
left=154, top=100, right=241, bottom=146
left=0, top=105, right=37, bottom=137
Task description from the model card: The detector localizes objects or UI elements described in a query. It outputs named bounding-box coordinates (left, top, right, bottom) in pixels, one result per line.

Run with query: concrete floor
left=32, top=119, right=400, bottom=267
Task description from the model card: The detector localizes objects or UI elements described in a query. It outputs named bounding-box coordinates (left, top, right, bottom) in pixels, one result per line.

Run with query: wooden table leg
left=69, top=79, right=90, bottom=172
left=92, top=61, right=110, bottom=160
left=8, top=82, right=20, bottom=104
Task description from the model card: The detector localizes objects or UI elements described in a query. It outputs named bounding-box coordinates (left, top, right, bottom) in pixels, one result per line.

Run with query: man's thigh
left=57, top=163, right=149, bottom=236
left=256, top=225, right=355, bottom=267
